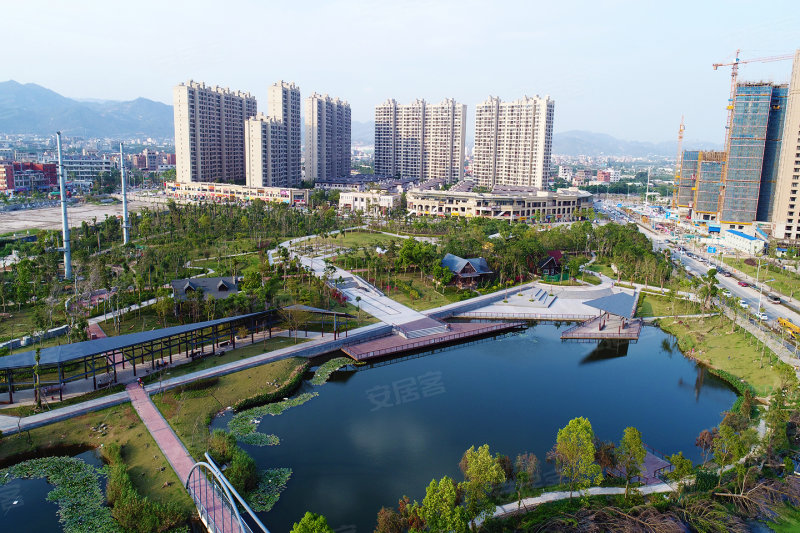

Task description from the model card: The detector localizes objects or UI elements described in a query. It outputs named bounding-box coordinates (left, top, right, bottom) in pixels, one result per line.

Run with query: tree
left=414, top=476, right=469, bottom=533
left=280, top=306, right=312, bottom=343
left=695, top=429, right=716, bottom=466
left=458, top=444, right=506, bottom=530
left=712, top=423, right=756, bottom=489
left=34, top=347, right=42, bottom=410
left=666, top=452, right=693, bottom=495
left=290, top=511, right=334, bottom=533
left=617, top=426, right=646, bottom=498
left=514, top=453, right=539, bottom=511
left=548, top=417, right=603, bottom=498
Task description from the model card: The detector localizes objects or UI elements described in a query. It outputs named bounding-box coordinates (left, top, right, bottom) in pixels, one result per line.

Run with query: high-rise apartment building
left=268, top=81, right=301, bottom=185
left=772, top=50, right=800, bottom=243
left=677, top=150, right=726, bottom=220
left=245, top=114, right=287, bottom=188
left=305, top=93, right=351, bottom=181
left=719, top=82, right=787, bottom=225
left=473, top=95, right=554, bottom=189
left=173, top=80, right=257, bottom=184
left=373, top=98, right=465, bottom=184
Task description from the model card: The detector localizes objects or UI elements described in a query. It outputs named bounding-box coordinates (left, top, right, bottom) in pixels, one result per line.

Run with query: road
left=595, top=200, right=800, bottom=330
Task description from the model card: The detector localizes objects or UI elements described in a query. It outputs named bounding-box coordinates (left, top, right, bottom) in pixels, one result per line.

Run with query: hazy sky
left=7, top=0, right=799, bottom=143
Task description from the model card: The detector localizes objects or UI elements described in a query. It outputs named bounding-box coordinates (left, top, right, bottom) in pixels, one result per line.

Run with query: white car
left=739, top=300, right=750, bottom=309
left=754, top=311, right=768, bottom=320
left=722, top=289, right=732, bottom=298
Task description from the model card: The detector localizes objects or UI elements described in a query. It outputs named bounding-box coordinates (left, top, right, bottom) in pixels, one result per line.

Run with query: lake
left=214, top=323, right=737, bottom=532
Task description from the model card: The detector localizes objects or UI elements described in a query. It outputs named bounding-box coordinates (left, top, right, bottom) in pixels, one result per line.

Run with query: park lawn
left=723, top=257, right=800, bottom=298
left=770, top=504, right=800, bottom=533
left=589, top=263, right=617, bottom=279
left=658, top=315, right=783, bottom=395
left=0, top=305, right=69, bottom=344
left=189, top=252, right=261, bottom=278
left=581, top=273, right=602, bottom=285
left=152, top=356, right=307, bottom=458
left=307, top=229, right=401, bottom=252
left=0, top=402, right=194, bottom=516
left=383, top=271, right=464, bottom=311
left=99, top=308, right=181, bottom=336
left=636, top=292, right=701, bottom=318
left=142, top=336, right=306, bottom=384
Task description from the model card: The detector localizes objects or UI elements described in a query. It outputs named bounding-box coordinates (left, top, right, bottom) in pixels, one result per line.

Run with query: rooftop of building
left=725, top=230, right=759, bottom=241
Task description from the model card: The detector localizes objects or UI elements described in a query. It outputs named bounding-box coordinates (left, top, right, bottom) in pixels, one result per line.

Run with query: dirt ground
left=0, top=196, right=166, bottom=233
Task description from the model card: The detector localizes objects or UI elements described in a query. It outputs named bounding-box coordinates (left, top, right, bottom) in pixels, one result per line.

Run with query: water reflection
left=580, top=339, right=630, bottom=364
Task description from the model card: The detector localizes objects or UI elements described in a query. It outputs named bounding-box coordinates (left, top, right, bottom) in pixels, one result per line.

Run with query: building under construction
left=677, top=150, right=726, bottom=221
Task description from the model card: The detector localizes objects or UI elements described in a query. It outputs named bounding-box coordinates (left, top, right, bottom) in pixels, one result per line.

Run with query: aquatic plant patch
left=311, top=357, right=354, bottom=385
left=0, top=456, right=118, bottom=533
left=247, top=468, right=292, bottom=512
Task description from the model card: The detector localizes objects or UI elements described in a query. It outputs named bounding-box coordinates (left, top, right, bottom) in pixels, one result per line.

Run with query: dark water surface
left=213, top=323, right=737, bottom=533
left=1, top=448, right=103, bottom=532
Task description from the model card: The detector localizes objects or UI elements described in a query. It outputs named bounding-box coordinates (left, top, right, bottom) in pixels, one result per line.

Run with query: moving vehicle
left=778, top=317, right=800, bottom=340
left=722, top=289, right=732, bottom=298
left=738, top=281, right=749, bottom=287
left=754, top=311, right=768, bottom=320
left=767, top=294, right=781, bottom=304
left=739, top=300, right=750, bottom=309
left=722, top=271, right=732, bottom=277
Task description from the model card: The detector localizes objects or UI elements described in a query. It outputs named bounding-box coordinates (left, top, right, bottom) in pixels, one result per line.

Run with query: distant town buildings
left=173, top=80, right=257, bottom=184
left=473, top=95, right=554, bottom=189
left=406, top=181, right=591, bottom=221
left=374, top=98, right=466, bottom=184
left=305, top=93, right=351, bottom=181
left=165, top=181, right=310, bottom=206
left=338, top=190, right=399, bottom=215
left=0, top=162, right=57, bottom=192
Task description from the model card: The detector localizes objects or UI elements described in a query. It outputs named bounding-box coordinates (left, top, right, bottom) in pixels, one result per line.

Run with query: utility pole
left=120, top=142, right=130, bottom=244
left=56, top=132, right=72, bottom=280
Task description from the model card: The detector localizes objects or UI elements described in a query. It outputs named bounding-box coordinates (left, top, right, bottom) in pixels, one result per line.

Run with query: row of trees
left=372, top=417, right=649, bottom=533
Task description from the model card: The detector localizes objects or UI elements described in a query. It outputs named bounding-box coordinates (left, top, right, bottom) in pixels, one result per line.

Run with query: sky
left=6, top=0, right=799, bottom=143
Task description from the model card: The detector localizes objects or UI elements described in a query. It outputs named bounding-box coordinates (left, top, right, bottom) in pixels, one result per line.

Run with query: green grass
left=582, top=273, right=602, bottom=285
left=303, top=230, right=401, bottom=257
left=636, top=292, right=701, bottom=318
left=142, top=336, right=306, bottom=384
left=769, top=503, right=800, bottom=533
left=380, top=271, right=464, bottom=311
left=722, top=257, right=800, bottom=298
left=658, top=315, right=783, bottom=394
left=589, top=263, right=617, bottom=279
left=0, top=403, right=193, bottom=516
left=152, top=356, right=307, bottom=458
left=99, top=308, right=181, bottom=337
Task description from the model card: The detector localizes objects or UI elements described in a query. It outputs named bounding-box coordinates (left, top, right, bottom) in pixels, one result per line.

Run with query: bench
left=190, top=351, right=210, bottom=361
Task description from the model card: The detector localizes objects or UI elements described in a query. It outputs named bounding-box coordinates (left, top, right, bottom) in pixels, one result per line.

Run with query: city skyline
left=4, top=0, right=798, bottom=144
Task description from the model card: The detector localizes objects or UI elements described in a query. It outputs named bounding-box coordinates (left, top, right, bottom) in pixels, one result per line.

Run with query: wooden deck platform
left=342, top=321, right=524, bottom=361
left=560, top=313, right=643, bottom=341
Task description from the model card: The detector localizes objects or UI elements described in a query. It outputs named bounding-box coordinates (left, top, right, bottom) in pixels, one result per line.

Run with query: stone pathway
left=126, top=382, right=194, bottom=483
left=484, top=482, right=674, bottom=523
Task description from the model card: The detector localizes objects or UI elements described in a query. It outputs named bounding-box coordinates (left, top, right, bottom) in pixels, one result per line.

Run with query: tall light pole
left=56, top=132, right=72, bottom=280
left=120, top=143, right=130, bottom=245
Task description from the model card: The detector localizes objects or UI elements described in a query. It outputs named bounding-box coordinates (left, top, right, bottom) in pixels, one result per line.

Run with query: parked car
left=738, top=281, right=749, bottom=287
left=739, top=300, right=750, bottom=309
left=767, top=294, right=781, bottom=304
left=722, top=271, right=732, bottom=277
left=722, top=289, right=732, bottom=298
left=754, top=311, right=768, bottom=320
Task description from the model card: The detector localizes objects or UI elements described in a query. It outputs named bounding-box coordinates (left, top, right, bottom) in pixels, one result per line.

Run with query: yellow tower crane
left=671, top=116, right=685, bottom=210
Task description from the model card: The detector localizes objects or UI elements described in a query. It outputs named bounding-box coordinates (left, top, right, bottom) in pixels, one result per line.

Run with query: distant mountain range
left=0, top=82, right=721, bottom=156
left=350, top=121, right=721, bottom=157
left=0, top=80, right=173, bottom=138
left=551, top=130, right=722, bottom=157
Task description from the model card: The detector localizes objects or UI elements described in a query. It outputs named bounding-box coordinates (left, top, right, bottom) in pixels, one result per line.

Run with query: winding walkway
left=484, top=483, right=674, bottom=524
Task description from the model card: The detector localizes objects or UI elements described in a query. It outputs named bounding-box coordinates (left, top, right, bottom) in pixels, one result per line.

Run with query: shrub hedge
left=232, top=361, right=309, bottom=412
